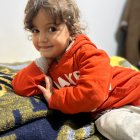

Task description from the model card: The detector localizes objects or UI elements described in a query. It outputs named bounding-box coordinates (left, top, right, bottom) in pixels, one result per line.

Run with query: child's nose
left=39, top=33, right=48, bottom=42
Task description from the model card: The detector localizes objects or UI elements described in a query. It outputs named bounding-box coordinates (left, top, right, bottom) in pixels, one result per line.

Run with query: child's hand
left=37, top=76, right=53, bottom=102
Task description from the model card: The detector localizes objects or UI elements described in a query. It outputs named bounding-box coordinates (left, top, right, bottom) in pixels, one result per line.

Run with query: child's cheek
left=32, top=39, right=40, bottom=51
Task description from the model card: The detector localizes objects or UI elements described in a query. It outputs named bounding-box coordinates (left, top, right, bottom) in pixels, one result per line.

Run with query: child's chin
left=41, top=54, right=54, bottom=59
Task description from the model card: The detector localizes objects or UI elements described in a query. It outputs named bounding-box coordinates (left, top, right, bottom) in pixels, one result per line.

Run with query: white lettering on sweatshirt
left=54, top=71, right=80, bottom=89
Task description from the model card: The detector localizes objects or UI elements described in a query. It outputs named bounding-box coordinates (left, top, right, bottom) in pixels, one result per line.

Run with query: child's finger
left=37, top=85, right=47, bottom=94
left=38, top=85, right=51, bottom=102
left=45, top=76, right=51, bottom=88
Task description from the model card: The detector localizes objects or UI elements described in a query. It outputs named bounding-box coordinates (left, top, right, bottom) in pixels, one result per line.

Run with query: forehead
left=32, top=8, right=54, bottom=26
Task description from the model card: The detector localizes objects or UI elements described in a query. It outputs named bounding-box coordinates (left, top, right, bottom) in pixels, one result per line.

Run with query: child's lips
left=40, top=45, right=53, bottom=49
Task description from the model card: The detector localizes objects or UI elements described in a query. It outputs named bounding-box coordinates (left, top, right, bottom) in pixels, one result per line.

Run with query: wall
left=0, top=0, right=126, bottom=63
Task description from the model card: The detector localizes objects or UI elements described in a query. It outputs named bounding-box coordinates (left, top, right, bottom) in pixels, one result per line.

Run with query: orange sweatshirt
left=12, top=34, right=140, bottom=114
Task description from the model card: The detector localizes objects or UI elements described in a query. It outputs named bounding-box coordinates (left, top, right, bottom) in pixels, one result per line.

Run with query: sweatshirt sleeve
left=49, top=45, right=112, bottom=114
left=12, top=61, right=46, bottom=96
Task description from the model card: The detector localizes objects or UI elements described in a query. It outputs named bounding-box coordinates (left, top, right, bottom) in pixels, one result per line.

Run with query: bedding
left=0, top=56, right=137, bottom=140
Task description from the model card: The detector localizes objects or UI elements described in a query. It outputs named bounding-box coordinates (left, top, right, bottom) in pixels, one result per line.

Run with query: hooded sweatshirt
left=12, top=34, right=140, bottom=114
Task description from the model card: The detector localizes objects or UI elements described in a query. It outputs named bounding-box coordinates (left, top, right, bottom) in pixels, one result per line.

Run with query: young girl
left=12, top=0, right=140, bottom=139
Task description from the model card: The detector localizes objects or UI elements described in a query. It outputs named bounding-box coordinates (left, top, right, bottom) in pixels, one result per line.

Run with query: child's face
left=31, top=8, right=70, bottom=59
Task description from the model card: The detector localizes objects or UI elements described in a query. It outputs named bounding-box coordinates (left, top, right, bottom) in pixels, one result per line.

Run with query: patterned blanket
left=0, top=62, right=106, bottom=140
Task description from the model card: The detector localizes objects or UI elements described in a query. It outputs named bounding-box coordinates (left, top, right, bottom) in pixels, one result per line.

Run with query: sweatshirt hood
left=64, top=34, right=97, bottom=58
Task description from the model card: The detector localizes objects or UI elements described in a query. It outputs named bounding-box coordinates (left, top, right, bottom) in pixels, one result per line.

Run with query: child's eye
left=31, top=28, right=39, bottom=33
left=48, top=26, right=57, bottom=32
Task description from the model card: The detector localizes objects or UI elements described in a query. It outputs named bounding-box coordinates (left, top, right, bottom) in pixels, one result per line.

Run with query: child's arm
left=12, top=57, right=50, bottom=96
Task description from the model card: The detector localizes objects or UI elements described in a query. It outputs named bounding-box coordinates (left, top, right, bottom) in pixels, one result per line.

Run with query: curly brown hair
left=24, top=0, right=85, bottom=36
